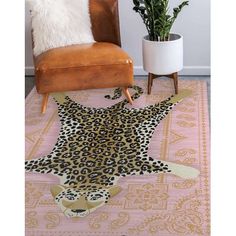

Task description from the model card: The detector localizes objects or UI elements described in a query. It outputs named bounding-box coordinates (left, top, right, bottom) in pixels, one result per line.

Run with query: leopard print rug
left=25, top=86, right=199, bottom=218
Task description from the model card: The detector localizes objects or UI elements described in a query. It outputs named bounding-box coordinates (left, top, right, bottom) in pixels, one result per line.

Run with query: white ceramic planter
left=142, top=33, right=183, bottom=75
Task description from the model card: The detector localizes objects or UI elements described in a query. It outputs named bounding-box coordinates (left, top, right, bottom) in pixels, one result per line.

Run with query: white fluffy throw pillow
left=27, top=0, right=95, bottom=56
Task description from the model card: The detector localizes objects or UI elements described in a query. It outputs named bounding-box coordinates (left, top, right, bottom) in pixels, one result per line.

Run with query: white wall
left=25, top=0, right=210, bottom=76
left=25, top=3, right=33, bottom=74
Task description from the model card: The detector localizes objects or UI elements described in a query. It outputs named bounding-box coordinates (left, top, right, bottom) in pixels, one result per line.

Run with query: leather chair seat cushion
left=35, top=42, right=133, bottom=94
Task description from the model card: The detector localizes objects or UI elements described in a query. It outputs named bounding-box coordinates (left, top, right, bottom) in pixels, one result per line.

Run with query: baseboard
left=25, top=66, right=35, bottom=76
left=25, top=65, right=211, bottom=77
left=134, top=66, right=211, bottom=76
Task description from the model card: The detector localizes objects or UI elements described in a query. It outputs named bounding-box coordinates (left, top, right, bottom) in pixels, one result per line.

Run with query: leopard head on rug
left=50, top=184, right=121, bottom=217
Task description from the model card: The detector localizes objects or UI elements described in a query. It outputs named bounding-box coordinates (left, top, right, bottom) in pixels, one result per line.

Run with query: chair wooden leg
left=123, top=87, right=133, bottom=105
left=148, top=73, right=153, bottom=95
left=172, top=72, right=179, bottom=94
left=41, top=93, right=49, bottom=114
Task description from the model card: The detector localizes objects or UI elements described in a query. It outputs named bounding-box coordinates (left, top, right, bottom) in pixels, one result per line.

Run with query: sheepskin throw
left=27, top=0, right=95, bottom=56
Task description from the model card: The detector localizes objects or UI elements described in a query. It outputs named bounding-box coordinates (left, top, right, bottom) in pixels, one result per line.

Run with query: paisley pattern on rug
left=25, top=85, right=199, bottom=218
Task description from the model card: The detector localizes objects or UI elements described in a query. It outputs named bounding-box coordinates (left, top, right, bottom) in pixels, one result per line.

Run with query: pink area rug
left=25, top=79, right=210, bottom=236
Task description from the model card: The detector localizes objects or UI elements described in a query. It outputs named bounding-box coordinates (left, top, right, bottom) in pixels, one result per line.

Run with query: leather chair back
left=89, top=0, right=121, bottom=46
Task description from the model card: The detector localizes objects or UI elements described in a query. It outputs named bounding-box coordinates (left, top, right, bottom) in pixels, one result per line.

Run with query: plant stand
left=147, top=72, right=179, bottom=95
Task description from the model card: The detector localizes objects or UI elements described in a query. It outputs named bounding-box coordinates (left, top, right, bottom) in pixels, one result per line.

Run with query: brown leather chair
left=31, top=0, right=134, bottom=113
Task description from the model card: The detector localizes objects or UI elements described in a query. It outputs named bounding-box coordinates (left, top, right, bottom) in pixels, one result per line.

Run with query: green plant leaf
left=132, top=0, right=189, bottom=41
left=133, top=0, right=140, bottom=6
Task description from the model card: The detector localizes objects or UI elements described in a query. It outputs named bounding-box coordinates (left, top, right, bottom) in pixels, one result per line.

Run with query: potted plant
left=133, top=0, right=189, bottom=94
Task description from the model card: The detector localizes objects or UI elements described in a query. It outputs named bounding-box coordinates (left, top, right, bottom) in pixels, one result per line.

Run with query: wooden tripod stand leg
left=123, top=87, right=133, bottom=105
left=151, top=74, right=154, bottom=86
left=172, top=72, right=179, bottom=94
left=148, top=73, right=154, bottom=95
left=41, top=93, right=49, bottom=114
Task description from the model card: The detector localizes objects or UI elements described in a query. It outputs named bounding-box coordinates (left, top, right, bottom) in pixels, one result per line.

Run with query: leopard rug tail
left=105, top=85, right=144, bottom=109
left=104, top=85, right=143, bottom=101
